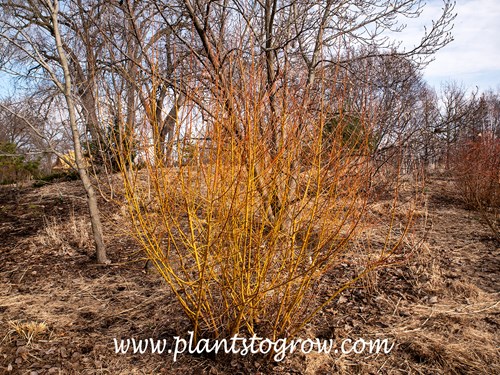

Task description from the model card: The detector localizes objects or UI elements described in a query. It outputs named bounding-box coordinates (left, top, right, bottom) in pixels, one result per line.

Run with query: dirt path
left=426, top=177, right=500, bottom=293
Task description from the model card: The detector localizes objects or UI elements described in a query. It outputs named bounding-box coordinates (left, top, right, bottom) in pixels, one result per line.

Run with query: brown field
left=1, top=174, right=499, bottom=374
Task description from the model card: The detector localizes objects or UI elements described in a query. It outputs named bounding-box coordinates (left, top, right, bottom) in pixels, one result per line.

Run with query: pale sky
left=1, top=0, right=499, bottom=97
left=0, top=72, right=13, bottom=98
left=404, top=0, right=500, bottom=92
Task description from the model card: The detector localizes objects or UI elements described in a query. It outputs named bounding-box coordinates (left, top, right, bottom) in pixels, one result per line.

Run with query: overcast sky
left=405, top=0, right=500, bottom=92
left=1, top=0, right=499, bottom=97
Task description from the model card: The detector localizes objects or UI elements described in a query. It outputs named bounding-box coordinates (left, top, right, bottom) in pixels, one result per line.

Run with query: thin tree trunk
left=50, top=0, right=109, bottom=264
left=160, top=93, right=185, bottom=164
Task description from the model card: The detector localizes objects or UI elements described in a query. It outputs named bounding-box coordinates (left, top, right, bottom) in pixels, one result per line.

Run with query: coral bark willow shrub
left=119, top=54, right=415, bottom=342
left=113, top=0, right=448, bottom=346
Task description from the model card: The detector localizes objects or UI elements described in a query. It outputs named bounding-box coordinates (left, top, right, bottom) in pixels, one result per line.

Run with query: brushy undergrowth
left=451, top=133, right=500, bottom=242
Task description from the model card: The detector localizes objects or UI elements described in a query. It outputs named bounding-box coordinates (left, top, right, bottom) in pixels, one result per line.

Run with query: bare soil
left=1, top=175, right=499, bottom=374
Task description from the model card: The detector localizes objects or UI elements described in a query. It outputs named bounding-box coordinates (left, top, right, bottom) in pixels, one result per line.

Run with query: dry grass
left=36, top=211, right=92, bottom=255
left=5, top=320, right=50, bottom=347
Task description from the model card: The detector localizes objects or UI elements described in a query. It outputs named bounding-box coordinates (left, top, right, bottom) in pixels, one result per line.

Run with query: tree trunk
left=50, top=0, right=109, bottom=264
left=160, top=93, right=185, bottom=165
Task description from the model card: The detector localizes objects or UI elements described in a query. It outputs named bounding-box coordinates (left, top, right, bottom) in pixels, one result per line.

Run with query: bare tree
left=94, top=0, right=188, bottom=165
left=434, top=82, right=479, bottom=169
left=0, top=0, right=109, bottom=263
left=0, top=94, right=67, bottom=174
left=150, top=0, right=455, bottom=221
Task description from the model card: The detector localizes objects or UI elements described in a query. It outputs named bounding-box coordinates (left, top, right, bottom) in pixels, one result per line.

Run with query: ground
left=0, top=174, right=499, bottom=374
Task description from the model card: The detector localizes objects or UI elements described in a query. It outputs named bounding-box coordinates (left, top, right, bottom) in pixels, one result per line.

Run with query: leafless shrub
left=118, top=57, right=417, bottom=341
left=451, top=133, right=500, bottom=242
